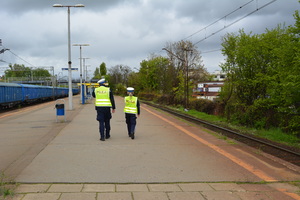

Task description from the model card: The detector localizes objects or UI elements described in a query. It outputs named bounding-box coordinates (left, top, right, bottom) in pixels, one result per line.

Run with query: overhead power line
left=193, top=0, right=277, bottom=45
left=201, top=49, right=222, bottom=54
left=183, top=0, right=255, bottom=41
left=6, top=48, right=36, bottom=67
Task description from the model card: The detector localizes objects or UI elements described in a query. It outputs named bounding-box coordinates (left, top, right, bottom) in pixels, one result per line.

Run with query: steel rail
left=143, top=101, right=300, bottom=166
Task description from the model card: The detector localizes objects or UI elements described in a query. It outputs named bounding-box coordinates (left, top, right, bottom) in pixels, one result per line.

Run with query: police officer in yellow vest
left=124, top=87, right=140, bottom=139
left=92, top=78, right=115, bottom=141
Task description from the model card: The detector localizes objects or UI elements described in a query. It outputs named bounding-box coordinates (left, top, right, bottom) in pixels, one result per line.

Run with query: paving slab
left=59, top=193, right=96, bottom=200
left=132, top=192, right=169, bottom=200
left=178, top=183, right=214, bottom=191
left=201, top=190, right=241, bottom=200
left=235, top=191, right=272, bottom=200
left=167, top=192, right=205, bottom=200
left=7, top=182, right=300, bottom=200
left=47, top=184, right=83, bottom=193
left=97, top=192, right=132, bottom=200
left=116, top=184, right=149, bottom=192
left=14, top=184, right=50, bottom=193
left=82, top=184, right=115, bottom=192
left=148, top=184, right=182, bottom=192
left=209, top=182, right=246, bottom=191
left=20, top=193, right=61, bottom=200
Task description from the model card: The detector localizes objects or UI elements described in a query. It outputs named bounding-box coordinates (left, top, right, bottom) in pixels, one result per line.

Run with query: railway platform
left=0, top=95, right=300, bottom=200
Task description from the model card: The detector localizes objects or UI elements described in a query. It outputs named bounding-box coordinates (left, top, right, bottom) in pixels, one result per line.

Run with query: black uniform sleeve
left=110, top=90, right=116, bottom=110
left=137, top=99, right=140, bottom=115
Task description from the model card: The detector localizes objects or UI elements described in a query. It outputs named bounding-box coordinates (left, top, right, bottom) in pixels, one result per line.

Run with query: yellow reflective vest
left=124, top=96, right=138, bottom=114
left=95, top=86, right=112, bottom=107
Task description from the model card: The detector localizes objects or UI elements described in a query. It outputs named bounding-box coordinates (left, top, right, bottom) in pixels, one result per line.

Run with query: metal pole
left=185, top=51, right=188, bottom=108
left=79, top=46, right=83, bottom=104
left=82, top=58, right=86, bottom=102
left=67, top=7, right=73, bottom=110
left=83, top=58, right=85, bottom=83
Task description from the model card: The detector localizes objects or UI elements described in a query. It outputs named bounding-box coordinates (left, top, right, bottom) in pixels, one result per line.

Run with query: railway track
left=143, top=101, right=300, bottom=167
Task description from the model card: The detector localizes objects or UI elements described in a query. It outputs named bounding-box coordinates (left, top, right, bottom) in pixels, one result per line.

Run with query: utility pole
left=162, top=47, right=192, bottom=109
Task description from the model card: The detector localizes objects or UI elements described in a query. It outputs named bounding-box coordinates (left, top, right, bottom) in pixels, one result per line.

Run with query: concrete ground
left=0, top=95, right=299, bottom=200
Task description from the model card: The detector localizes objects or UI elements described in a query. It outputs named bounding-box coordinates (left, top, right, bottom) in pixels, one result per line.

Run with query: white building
left=193, top=81, right=224, bottom=101
left=212, top=70, right=226, bottom=81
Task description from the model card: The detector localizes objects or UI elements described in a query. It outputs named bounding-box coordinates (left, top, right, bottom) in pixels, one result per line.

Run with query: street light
left=73, top=44, right=89, bottom=104
left=82, top=58, right=90, bottom=81
left=53, top=3, right=85, bottom=110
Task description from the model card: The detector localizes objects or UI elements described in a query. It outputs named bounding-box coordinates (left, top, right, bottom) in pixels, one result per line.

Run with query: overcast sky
left=0, top=0, right=299, bottom=79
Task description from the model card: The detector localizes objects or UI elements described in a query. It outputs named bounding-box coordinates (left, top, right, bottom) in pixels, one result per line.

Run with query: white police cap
left=127, top=87, right=134, bottom=92
left=97, top=78, right=106, bottom=84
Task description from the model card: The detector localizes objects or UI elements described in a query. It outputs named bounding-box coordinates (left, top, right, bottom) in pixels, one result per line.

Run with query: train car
left=55, top=87, right=68, bottom=98
left=0, top=82, right=80, bottom=110
left=72, top=88, right=80, bottom=95
left=19, top=84, right=54, bottom=103
left=0, top=82, right=79, bottom=109
left=54, top=87, right=79, bottom=98
left=0, top=82, right=23, bottom=109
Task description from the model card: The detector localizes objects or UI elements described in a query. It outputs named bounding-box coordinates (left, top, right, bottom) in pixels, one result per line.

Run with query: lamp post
left=73, top=44, right=89, bottom=104
left=82, top=58, right=90, bottom=82
left=53, top=3, right=84, bottom=110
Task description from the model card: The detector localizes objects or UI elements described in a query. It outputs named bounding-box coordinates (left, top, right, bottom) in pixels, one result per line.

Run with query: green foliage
left=220, top=10, right=300, bottom=135
left=114, top=83, right=127, bottom=96
left=139, top=56, right=171, bottom=93
left=93, top=67, right=101, bottom=79
left=108, top=64, right=132, bottom=93
left=175, top=107, right=299, bottom=148
left=4, top=64, right=51, bottom=78
left=0, top=172, right=14, bottom=198
left=189, top=98, right=216, bottom=115
left=100, top=62, right=107, bottom=76
left=173, top=70, right=185, bottom=103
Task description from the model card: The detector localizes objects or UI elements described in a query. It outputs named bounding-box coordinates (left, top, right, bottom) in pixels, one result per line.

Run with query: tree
left=5, top=64, right=30, bottom=78
left=163, top=40, right=207, bottom=107
left=5, top=64, right=51, bottom=79
left=100, top=62, right=107, bottom=76
left=108, top=64, right=132, bottom=90
left=33, top=68, right=51, bottom=77
left=139, top=55, right=174, bottom=94
left=93, top=67, right=101, bottom=79
left=220, top=14, right=300, bottom=134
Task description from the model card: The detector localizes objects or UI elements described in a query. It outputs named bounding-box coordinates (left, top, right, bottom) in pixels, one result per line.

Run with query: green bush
left=189, top=98, right=216, bottom=115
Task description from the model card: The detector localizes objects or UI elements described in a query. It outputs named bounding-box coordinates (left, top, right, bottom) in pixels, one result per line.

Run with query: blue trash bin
left=56, top=104, right=65, bottom=116
left=55, top=99, right=66, bottom=122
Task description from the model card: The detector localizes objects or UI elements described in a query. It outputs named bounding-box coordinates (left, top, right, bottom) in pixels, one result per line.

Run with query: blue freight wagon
left=0, top=82, right=79, bottom=109
left=0, top=82, right=23, bottom=108
left=19, top=84, right=54, bottom=103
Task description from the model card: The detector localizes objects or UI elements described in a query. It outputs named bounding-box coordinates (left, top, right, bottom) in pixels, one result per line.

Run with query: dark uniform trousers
left=125, top=113, right=137, bottom=135
left=96, top=107, right=112, bottom=139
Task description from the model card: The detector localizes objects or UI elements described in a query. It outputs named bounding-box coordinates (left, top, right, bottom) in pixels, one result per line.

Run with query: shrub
left=189, top=99, right=216, bottom=115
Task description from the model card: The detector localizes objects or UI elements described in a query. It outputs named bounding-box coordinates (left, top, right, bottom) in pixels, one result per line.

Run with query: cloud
left=0, top=0, right=299, bottom=77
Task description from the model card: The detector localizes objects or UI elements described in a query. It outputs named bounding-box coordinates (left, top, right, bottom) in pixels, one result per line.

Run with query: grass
left=174, top=107, right=300, bottom=149
left=0, top=172, right=14, bottom=199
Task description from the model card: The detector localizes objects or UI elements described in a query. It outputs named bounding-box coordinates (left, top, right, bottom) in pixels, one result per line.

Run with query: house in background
left=192, top=70, right=226, bottom=101
left=212, top=70, right=226, bottom=81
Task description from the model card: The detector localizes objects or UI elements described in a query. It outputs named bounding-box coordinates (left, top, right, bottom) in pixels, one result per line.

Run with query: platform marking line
left=276, top=188, right=300, bottom=200
left=142, top=106, right=278, bottom=182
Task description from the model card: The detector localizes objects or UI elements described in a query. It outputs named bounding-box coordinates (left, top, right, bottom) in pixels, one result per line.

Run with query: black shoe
left=106, top=135, right=110, bottom=139
left=100, top=138, right=105, bottom=141
left=131, top=133, right=135, bottom=140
